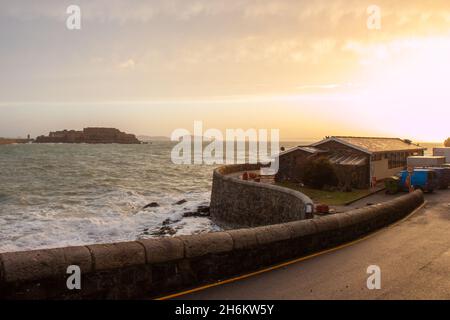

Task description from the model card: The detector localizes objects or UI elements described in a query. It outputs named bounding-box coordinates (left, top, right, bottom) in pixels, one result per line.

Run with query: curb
left=344, top=187, right=386, bottom=206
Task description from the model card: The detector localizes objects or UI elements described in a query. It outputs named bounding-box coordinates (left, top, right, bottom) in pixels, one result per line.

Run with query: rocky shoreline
left=141, top=200, right=212, bottom=237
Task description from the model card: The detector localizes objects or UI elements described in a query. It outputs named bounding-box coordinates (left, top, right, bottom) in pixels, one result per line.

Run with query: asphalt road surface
left=176, top=190, right=450, bottom=300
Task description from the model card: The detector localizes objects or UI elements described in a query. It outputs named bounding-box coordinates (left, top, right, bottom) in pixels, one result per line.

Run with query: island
left=0, top=137, right=32, bottom=145
left=35, top=127, right=141, bottom=144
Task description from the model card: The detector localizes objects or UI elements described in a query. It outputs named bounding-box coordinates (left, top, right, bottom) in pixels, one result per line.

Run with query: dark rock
left=151, top=226, right=177, bottom=237
left=174, top=199, right=187, bottom=205
left=182, top=205, right=210, bottom=218
left=144, top=202, right=160, bottom=209
left=139, top=228, right=151, bottom=236
left=162, top=218, right=181, bottom=225
left=197, top=205, right=210, bottom=214
left=182, top=211, right=196, bottom=218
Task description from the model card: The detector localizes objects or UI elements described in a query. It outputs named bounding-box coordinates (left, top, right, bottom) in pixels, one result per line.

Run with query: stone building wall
left=275, top=149, right=317, bottom=182
left=310, top=140, right=371, bottom=188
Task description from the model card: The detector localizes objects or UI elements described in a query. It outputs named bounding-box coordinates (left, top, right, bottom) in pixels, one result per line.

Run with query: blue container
left=398, top=169, right=438, bottom=193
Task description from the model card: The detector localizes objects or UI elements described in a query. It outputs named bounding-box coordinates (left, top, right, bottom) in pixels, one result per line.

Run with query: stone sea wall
left=0, top=190, right=424, bottom=300
left=210, top=164, right=314, bottom=228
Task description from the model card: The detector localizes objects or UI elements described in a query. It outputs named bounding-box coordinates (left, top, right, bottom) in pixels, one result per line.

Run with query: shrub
left=445, top=138, right=450, bottom=147
left=302, top=157, right=338, bottom=189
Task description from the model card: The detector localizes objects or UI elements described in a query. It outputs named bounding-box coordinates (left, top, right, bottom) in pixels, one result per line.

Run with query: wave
left=0, top=143, right=219, bottom=253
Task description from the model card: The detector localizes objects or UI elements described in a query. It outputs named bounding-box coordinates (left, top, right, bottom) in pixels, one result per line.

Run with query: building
left=35, top=127, right=141, bottom=144
left=407, top=156, right=446, bottom=168
left=433, top=147, right=450, bottom=163
left=276, top=146, right=327, bottom=182
left=277, top=136, right=426, bottom=189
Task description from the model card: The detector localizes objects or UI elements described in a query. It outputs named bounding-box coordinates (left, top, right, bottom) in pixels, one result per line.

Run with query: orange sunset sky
left=0, top=0, right=449, bottom=142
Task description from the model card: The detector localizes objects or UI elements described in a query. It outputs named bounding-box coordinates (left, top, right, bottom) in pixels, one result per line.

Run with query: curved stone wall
left=210, top=164, right=314, bottom=228
left=0, top=190, right=424, bottom=300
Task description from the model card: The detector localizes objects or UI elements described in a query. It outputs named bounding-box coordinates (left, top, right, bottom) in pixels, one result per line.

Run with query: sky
left=0, top=0, right=449, bottom=142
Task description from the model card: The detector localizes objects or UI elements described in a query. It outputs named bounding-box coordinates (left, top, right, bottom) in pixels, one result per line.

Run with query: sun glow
left=354, top=36, right=450, bottom=142
left=278, top=36, right=450, bottom=142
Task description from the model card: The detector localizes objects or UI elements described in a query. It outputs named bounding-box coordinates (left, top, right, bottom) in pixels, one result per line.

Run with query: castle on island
left=35, top=127, right=141, bottom=144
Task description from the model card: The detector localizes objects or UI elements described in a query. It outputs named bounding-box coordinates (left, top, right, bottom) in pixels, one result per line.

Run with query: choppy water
left=0, top=142, right=222, bottom=253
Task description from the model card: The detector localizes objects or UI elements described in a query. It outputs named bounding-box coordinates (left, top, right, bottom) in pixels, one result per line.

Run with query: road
left=175, top=190, right=450, bottom=300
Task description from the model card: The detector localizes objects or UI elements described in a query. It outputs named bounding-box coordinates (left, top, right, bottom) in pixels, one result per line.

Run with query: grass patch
left=277, top=182, right=372, bottom=206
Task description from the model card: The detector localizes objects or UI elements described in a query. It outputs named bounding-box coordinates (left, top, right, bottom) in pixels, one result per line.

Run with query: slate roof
left=313, top=136, right=426, bottom=154
left=329, top=154, right=367, bottom=166
left=277, top=146, right=326, bottom=157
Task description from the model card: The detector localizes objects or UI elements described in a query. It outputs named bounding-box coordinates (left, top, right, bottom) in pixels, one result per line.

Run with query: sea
left=0, top=140, right=442, bottom=253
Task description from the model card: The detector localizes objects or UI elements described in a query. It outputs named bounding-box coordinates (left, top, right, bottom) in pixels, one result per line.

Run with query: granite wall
left=210, top=164, right=314, bottom=228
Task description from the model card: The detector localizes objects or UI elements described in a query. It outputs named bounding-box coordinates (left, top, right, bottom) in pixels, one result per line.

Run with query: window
left=388, top=152, right=407, bottom=169
left=372, top=153, right=382, bottom=161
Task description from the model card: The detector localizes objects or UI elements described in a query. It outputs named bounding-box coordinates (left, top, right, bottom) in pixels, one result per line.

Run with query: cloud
left=118, top=59, right=136, bottom=69
left=1, top=0, right=450, bottom=103
left=0, top=0, right=235, bottom=23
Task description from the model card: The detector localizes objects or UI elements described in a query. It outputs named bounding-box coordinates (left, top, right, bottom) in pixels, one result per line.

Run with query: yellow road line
left=156, top=201, right=427, bottom=300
